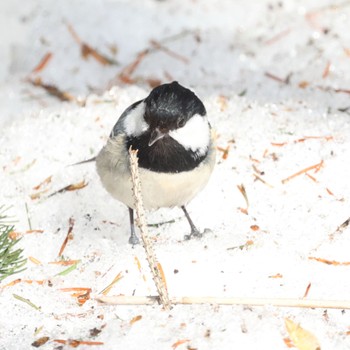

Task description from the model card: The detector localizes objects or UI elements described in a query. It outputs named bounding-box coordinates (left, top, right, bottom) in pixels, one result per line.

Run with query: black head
left=144, top=81, right=206, bottom=132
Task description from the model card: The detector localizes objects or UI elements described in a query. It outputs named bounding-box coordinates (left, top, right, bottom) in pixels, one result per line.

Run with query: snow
left=1, top=0, right=350, bottom=349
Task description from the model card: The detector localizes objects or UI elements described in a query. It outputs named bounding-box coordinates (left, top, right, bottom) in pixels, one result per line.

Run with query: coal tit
left=96, top=82, right=216, bottom=244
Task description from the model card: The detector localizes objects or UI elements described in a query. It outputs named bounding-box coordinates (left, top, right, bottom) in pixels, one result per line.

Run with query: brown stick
left=129, top=148, right=171, bottom=310
left=96, top=295, right=350, bottom=309
left=281, top=161, right=323, bottom=184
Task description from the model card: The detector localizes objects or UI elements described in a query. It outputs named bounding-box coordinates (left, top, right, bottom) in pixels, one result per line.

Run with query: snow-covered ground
left=1, top=0, right=350, bottom=349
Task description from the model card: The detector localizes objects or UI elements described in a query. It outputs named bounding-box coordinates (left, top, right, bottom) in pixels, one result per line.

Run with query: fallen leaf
left=130, top=315, right=142, bottom=325
left=299, top=81, right=310, bottom=89
left=31, top=336, right=50, bottom=347
left=285, top=318, right=321, bottom=350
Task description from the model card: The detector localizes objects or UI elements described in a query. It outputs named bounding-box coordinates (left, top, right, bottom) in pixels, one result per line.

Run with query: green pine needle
left=0, top=206, right=27, bottom=282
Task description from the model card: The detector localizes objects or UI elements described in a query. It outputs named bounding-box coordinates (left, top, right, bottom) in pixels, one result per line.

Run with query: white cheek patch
left=123, top=102, right=148, bottom=137
left=169, top=114, right=210, bottom=156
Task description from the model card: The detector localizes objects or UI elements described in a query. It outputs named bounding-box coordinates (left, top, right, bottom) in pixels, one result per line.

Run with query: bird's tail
left=68, top=156, right=97, bottom=167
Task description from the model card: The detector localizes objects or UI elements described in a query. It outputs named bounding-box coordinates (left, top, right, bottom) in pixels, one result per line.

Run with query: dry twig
left=28, top=77, right=76, bottom=102
left=128, top=148, right=171, bottom=310
left=58, top=217, right=75, bottom=257
left=281, top=160, right=323, bottom=184
left=97, top=295, right=350, bottom=309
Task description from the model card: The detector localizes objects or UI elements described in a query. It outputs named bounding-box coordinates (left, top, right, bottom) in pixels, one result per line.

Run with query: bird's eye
left=177, top=118, right=186, bottom=128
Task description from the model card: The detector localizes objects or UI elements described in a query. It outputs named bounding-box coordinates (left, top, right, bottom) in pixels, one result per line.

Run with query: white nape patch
left=123, top=101, right=148, bottom=137
left=169, top=114, right=210, bottom=155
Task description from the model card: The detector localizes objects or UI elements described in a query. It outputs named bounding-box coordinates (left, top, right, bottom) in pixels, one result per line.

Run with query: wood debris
left=302, top=283, right=312, bottom=299
left=128, top=148, right=171, bottom=310
left=237, top=184, right=249, bottom=214
left=172, top=339, right=190, bottom=349
left=97, top=295, right=350, bottom=309
left=99, top=272, right=123, bottom=295
left=265, top=71, right=291, bottom=84
left=322, top=61, right=331, bottom=78
left=33, top=176, right=52, bottom=190
left=67, top=23, right=117, bottom=65
left=150, top=40, right=189, bottom=63
left=281, top=160, right=324, bottom=184
left=129, top=315, right=142, bottom=325
left=58, top=217, right=75, bottom=257
left=49, top=259, right=80, bottom=266
left=1, top=278, right=44, bottom=289
left=116, top=30, right=193, bottom=85
left=8, top=230, right=44, bottom=240
left=29, top=256, right=42, bottom=265
left=264, top=28, right=291, bottom=45
left=328, top=217, right=350, bottom=241
left=271, top=135, right=333, bottom=147
left=54, top=339, right=104, bottom=347
left=28, top=77, right=76, bottom=102
left=31, top=336, right=50, bottom=348
left=31, top=52, right=53, bottom=74
left=48, top=179, right=88, bottom=198
left=118, top=50, right=150, bottom=84
left=60, top=287, right=92, bottom=305
left=308, top=257, right=350, bottom=266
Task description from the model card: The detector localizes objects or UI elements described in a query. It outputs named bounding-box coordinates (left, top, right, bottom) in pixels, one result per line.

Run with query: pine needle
left=0, top=207, right=27, bottom=282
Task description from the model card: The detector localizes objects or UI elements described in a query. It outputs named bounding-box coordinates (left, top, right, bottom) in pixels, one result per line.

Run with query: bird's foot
left=129, top=233, right=140, bottom=245
left=184, top=228, right=211, bottom=240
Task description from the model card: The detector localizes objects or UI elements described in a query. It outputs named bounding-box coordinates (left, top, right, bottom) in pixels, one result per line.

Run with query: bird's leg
left=128, top=207, right=140, bottom=245
left=181, top=205, right=202, bottom=240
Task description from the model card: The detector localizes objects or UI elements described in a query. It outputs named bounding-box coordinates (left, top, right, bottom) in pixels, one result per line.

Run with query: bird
left=96, top=81, right=216, bottom=244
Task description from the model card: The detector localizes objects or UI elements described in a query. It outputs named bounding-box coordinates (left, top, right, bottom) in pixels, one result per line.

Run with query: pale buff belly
left=96, top=134, right=216, bottom=210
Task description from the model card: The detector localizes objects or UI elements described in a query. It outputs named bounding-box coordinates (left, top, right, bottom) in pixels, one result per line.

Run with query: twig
left=96, top=295, right=350, bottom=309
left=116, top=30, right=194, bottom=84
left=309, top=257, right=350, bottom=266
left=54, top=339, right=104, bottom=346
left=31, top=52, right=53, bottom=74
left=253, top=174, right=274, bottom=188
left=99, top=272, right=123, bottom=295
left=329, top=217, right=350, bottom=240
left=322, top=61, right=331, bottom=78
left=150, top=40, right=189, bottom=63
left=281, top=161, right=323, bottom=184
left=48, top=180, right=88, bottom=198
left=58, top=217, right=75, bottom=257
left=128, top=148, right=171, bottom=310
left=265, top=72, right=291, bottom=84
left=264, top=28, right=291, bottom=45
left=302, top=283, right=312, bottom=299
left=67, top=23, right=117, bottom=65
left=237, top=184, right=249, bottom=213
left=27, top=77, right=76, bottom=102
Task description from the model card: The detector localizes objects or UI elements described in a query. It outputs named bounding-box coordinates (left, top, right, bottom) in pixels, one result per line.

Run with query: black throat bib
left=126, top=132, right=207, bottom=173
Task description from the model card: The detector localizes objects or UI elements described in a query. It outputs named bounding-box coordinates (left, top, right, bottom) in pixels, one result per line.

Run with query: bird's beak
left=148, top=128, right=166, bottom=146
